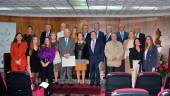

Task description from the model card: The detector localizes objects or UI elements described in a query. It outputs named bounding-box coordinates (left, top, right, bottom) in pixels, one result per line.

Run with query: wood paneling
left=0, top=16, right=170, bottom=56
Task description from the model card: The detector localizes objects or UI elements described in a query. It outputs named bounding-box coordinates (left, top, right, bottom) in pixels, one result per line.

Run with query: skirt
left=75, top=64, right=87, bottom=71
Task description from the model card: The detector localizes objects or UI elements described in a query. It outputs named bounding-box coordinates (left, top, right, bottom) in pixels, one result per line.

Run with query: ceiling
left=0, top=0, right=170, bottom=17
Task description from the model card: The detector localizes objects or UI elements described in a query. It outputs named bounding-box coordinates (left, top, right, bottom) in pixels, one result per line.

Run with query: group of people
left=10, top=22, right=158, bottom=95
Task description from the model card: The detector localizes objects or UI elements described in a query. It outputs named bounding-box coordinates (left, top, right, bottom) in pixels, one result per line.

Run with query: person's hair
left=50, top=32, right=57, bottom=41
left=128, top=31, right=135, bottom=39
left=77, top=32, right=84, bottom=41
left=13, top=32, right=24, bottom=43
left=29, top=35, right=39, bottom=55
left=111, top=32, right=117, bottom=36
left=44, top=37, right=51, bottom=48
left=91, top=31, right=96, bottom=34
left=133, top=38, right=142, bottom=49
left=145, top=36, right=154, bottom=50
left=27, top=25, right=33, bottom=29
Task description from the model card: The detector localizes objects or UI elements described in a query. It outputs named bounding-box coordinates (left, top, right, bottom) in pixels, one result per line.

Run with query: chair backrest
left=163, top=73, right=170, bottom=89
left=3, top=53, right=11, bottom=73
left=106, top=72, right=132, bottom=96
left=0, top=72, right=7, bottom=96
left=158, top=89, right=170, bottom=96
left=112, top=88, right=150, bottom=96
left=135, top=72, right=162, bottom=96
left=6, top=71, right=32, bottom=96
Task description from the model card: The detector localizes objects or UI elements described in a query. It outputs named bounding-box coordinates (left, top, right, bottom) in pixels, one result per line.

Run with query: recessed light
left=0, top=7, right=13, bottom=10
left=89, top=6, right=106, bottom=10
left=41, top=7, right=56, bottom=10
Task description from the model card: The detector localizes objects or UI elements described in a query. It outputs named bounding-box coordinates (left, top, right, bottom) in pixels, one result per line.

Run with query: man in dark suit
left=88, top=31, right=104, bottom=86
left=82, top=25, right=91, bottom=43
left=94, top=22, right=105, bottom=43
left=40, top=24, right=52, bottom=45
left=116, top=24, right=128, bottom=43
left=134, top=26, right=145, bottom=49
left=105, top=25, right=112, bottom=44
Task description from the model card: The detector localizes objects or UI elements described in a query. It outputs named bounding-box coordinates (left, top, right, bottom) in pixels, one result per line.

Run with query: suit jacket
left=96, top=31, right=105, bottom=43
left=84, top=32, right=91, bottom=43
left=10, top=41, right=28, bottom=71
left=104, top=33, right=112, bottom=44
left=143, top=46, right=158, bottom=71
left=58, top=37, right=75, bottom=57
left=116, top=32, right=128, bottom=43
left=88, top=39, right=104, bottom=64
left=136, top=33, right=145, bottom=49
left=105, top=41, right=124, bottom=67
left=40, top=31, right=51, bottom=45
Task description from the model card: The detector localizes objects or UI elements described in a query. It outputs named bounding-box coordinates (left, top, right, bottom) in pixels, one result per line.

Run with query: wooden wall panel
left=0, top=16, right=169, bottom=56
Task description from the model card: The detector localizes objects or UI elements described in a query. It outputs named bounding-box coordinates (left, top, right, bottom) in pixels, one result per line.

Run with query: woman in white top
left=123, top=31, right=135, bottom=73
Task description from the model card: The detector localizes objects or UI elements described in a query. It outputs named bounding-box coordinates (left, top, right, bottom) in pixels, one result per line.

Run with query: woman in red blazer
left=10, top=33, right=28, bottom=71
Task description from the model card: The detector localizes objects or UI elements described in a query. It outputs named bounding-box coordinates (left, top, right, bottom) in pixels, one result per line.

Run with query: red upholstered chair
left=158, top=89, right=170, bottom=96
left=0, top=72, right=7, bottom=96
left=163, top=73, right=170, bottom=89
left=106, top=72, right=132, bottom=96
left=111, top=88, right=150, bottom=96
left=135, top=72, right=162, bottom=96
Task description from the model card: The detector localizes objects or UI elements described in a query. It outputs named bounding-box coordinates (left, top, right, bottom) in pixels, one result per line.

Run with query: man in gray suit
left=58, top=28, right=75, bottom=85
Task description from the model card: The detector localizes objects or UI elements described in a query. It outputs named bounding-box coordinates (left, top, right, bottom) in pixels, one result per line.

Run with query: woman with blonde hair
left=27, top=35, right=41, bottom=84
left=143, top=36, right=158, bottom=72
left=123, top=31, right=135, bottom=73
left=71, top=27, right=78, bottom=42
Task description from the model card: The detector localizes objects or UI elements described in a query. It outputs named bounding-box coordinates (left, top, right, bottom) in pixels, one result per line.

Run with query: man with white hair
left=57, top=23, right=66, bottom=40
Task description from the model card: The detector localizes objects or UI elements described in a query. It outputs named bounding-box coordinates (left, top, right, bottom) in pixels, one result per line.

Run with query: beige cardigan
left=105, top=41, right=124, bottom=67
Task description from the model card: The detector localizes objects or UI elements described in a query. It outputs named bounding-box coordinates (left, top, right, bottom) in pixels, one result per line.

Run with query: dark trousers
left=41, top=63, right=54, bottom=96
left=107, top=66, right=122, bottom=73
left=89, top=61, right=100, bottom=85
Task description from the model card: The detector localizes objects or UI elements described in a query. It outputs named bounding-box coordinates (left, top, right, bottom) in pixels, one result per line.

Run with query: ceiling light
left=107, top=6, right=122, bottom=10
left=41, top=7, right=55, bottom=10
left=131, top=6, right=159, bottom=10
left=16, top=7, right=32, bottom=10
left=89, top=6, right=106, bottom=10
left=0, top=7, right=13, bottom=10
left=74, top=6, right=88, bottom=10
left=56, top=7, right=71, bottom=9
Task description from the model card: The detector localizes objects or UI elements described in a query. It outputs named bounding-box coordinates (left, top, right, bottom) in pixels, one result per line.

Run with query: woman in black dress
left=27, top=36, right=41, bottom=84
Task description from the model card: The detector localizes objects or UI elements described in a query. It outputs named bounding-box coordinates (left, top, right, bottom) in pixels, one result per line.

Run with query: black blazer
left=104, top=34, right=111, bottom=44
left=129, top=47, right=144, bottom=68
left=136, top=33, right=145, bottom=49
left=97, top=31, right=105, bottom=43
left=87, top=39, right=104, bottom=63
left=75, top=42, right=89, bottom=60
left=40, top=31, right=51, bottom=45
left=84, top=33, right=91, bottom=44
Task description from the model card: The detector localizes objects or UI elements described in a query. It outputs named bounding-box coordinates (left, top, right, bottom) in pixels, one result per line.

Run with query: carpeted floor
left=52, top=84, right=101, bottom=96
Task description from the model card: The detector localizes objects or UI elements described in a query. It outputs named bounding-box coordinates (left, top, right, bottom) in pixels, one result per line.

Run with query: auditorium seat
left=135, top=72, right=162, bottom=96
left=6, top=71, right=32, bottom=96
left=158, top=89, right=170, bottom=96
left=111, top=88, right=150, bottom=96
left=163, top=73, right=170, bottom=89
left=106, top=72, right=132, bottom=96
left=0, top=72, right=7, bottom=96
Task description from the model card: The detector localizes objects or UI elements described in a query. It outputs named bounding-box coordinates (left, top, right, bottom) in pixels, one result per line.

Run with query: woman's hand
left=152, top=68, right=156, bottom=72
left=15, top=60, right=21, bottom=65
